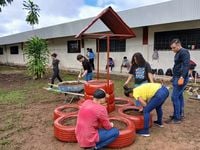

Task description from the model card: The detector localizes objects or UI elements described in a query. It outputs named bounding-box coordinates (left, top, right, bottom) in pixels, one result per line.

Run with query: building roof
left=75, top=7, right=136, bottom=39
left=0, top=0, right=200, bottom=45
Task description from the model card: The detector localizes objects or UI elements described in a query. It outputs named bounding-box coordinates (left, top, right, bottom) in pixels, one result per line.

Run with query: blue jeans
left=143, top=86, right=169, bottom=131
left=96, top=128, right=119, bottom=149
left=171, top=77, right=188, bottom=120
left=84, top=72, right=93, bottom=81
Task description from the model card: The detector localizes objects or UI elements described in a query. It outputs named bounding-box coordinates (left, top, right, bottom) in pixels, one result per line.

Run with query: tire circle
left=54, top=104, right=79, bottom=120
left=54, top=114, right=77, bottom=142
left=107, top=116, right=136, bottom=148
left=118, top=106, right=153, bottom=131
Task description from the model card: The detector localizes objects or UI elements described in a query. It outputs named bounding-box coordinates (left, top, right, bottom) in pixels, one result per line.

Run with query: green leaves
left=0, top=0, right=13, bottom=12
left=23, top=0, right=40, bottom=28
left=23, top=36, right=49, bottom=79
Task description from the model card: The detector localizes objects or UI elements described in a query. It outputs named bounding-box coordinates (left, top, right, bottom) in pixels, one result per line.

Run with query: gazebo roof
left=75, top=6, right=136, bottom=39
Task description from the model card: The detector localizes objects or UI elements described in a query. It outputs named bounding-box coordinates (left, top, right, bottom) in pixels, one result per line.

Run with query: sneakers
left=154, top=121, right=164, bottom=127
left=136, top=129, right=150, bottom=137
left=165, top=117, right=181, bottom=124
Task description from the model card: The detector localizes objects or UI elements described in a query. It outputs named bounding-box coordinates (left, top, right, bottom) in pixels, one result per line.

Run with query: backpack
left=165, top=68, right=173, bottom=76
left=158, top=69, right=164, bottom=75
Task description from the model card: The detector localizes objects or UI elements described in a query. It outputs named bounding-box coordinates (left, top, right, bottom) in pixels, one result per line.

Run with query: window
left=154, top=28, right=200, bottom=50
left=67, top=40, right=80, bottom=53
left=97, top=39, right=126, bottom=52
left=0, top=47, right=3, bottom=55
left=10, top=46, right=19, bottom=54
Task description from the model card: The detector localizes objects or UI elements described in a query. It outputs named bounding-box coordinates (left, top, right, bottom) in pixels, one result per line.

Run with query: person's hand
left=110, top=122, right=114, bottom=127
left=123, top=84, right=129, bottom=90
left=138, top=107, right=143, bottom=112
left=178, top=77, right=184, bottom=85
left=78, top=74, right=81, bottom=79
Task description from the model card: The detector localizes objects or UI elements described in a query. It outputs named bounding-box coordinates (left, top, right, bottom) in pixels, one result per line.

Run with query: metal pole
left=106, top=36, right=110, bottom=88
left=97, top=39, right=100, bottom=79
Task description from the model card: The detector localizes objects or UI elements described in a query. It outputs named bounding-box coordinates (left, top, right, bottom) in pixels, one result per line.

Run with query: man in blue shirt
left=166, top=39, right=190, bottom=124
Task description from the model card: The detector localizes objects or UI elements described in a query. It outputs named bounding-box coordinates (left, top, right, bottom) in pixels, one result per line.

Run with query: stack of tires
left=53, top=104, right=79, bottom=142
left=84, top=80, right=115, bottom=113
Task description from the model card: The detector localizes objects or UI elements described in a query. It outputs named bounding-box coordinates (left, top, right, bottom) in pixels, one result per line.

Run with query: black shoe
left=165, top=119, right=181, bottom=124
left=154, top=121, right=164, bottom=127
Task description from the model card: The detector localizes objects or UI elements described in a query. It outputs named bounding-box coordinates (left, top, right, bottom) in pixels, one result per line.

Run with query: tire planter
left=54, top=114, right=77, bottom=142
left=54, top=104, right=79, bottom=120
left=84, top=80, right=114, bottom=95
left=118, top=106, right=153, bottom=131
left=107, top=102, right=115, bottom=113
left=107, top=116, right=136, bottom=148
left=114, top=97, right=134, bottom=109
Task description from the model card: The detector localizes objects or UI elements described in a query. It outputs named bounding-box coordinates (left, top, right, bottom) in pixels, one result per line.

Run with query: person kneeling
left=124, top=83, right=169, bottom=137
left=75, top=89, right=119, bottom=149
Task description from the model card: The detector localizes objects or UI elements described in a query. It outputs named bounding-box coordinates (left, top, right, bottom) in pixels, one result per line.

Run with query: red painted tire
left=118, top=106, right=153, bottom=131
left=84, top=93, right=115, bottom=104
left=114, top=97, right=134, bottom=109
left=107, top=102, right=115, bottom=113
left=107, top=116, right=136, bottom=148
left=54, top=104, right=79, bottom=120
left=84, top=80, right=114, bottom=95
left=54, top=114, right=77, bottom=142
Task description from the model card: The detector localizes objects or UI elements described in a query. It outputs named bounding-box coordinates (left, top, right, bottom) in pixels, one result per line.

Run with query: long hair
left=131, top=52, right=146, bottom=67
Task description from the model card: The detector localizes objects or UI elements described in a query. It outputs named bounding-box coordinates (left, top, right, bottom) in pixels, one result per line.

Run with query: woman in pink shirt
left=75, top=89, right=119, bottom=149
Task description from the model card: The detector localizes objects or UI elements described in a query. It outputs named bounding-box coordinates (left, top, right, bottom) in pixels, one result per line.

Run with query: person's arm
left=146, top=62, right=154, bottom=83
left=124, top=74, right=133, bottom=85
left=99, top=108, right=112, bottom=130
left=181, top=50, right=190, bottom=78
left=81, top=70, right=88, bottom=78
left=148, top=73, right=154, bottom=83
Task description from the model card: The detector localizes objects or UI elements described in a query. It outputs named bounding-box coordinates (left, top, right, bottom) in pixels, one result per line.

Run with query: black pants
left=89, top=59, right=95, bottom=70
left=51, top=70, right=62, bottom=87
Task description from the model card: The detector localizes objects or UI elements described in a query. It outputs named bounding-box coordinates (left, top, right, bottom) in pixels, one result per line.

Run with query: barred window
left=97, top=39, right=126, bottom=52
left=154, top=28, right=200, bottom=50
left=67, top=40, right=81, bottom=53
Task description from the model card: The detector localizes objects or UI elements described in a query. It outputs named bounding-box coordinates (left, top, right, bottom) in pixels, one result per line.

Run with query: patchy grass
left=0, top=90, right=26, bottom=104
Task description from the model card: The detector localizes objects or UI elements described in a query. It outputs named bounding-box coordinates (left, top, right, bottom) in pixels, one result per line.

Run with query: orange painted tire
left=54, top=114, right=77, bottom=142
left=84, top=80, right=114, bottom=95
left=84, top=93, right=115, bottom=104
left=118, top=106, right=153, bottom=131
left=114, top=97, right=134, bottom=109
left=107, top=116, right=136, bottom=148
left=54, top=104, right=79, bottom=120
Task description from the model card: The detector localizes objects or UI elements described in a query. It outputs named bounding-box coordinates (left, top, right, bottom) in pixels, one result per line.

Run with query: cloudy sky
left=0, top=0, right=170, bottom=37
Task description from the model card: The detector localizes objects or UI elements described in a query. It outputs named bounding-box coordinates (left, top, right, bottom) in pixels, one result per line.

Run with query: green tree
left=23, top=0, right=40, bottom=29
left=24, top=37, right=49, bottom=79
left=0, top=0, right=13, bottom=12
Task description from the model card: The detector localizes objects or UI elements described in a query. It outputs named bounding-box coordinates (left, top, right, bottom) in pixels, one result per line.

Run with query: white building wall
left=148, top=20, right=200, bottom=73
left=0, top=44, right=25, bottom=65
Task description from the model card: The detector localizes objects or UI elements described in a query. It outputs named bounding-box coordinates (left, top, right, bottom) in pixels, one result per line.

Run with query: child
left=50, top=53, right=62, bottom=88
left=124, top=83, right=169, bottom=137
left=77, top=54, right=93, bottom=81
left=76, top=89, right=119, bottom=149
left=120, top=56, right=130, bottom=73
left=87, top=48, right=95, bottom=70
left=105, top=57, right=115, bottom=71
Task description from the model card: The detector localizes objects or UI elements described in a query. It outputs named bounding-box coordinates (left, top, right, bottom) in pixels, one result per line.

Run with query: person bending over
left=124, top=83, right=169, bottom=137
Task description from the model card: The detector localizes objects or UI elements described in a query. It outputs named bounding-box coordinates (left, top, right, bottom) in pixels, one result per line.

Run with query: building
left=0, top=0, right=200, bottom=73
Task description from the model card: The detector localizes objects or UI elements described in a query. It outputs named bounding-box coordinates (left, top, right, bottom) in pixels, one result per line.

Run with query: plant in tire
left=24, top=36, right=49, bottom=79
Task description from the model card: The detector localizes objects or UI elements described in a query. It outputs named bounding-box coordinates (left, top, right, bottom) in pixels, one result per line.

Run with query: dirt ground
left=0, top=71, right=200, bottom=150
